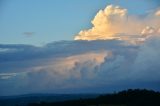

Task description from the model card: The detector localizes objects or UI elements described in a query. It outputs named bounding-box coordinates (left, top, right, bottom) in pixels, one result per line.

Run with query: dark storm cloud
left=0, top=36, right=160, bottom=96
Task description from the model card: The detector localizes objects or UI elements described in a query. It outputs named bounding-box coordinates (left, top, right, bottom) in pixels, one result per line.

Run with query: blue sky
left=0, top=0, right=159, bottom=45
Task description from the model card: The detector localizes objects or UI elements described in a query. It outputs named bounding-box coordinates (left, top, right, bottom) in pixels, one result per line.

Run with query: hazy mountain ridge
left=0, top=94, right=99, bottom=106
left=27, top=89, right=160, bottom=106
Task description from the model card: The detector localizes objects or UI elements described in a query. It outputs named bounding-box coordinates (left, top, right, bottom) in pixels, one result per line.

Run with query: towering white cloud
left=74, top=5, right=160, bottom=41
left=74, top=5, right=128, bottom=40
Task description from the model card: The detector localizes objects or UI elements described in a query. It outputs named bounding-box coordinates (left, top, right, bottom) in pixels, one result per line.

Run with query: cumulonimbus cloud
left=74, top=5, right=160, bottom=41
left=0, top=36, right=160, bottom=95
left=0, top=4, right=160, bottom=96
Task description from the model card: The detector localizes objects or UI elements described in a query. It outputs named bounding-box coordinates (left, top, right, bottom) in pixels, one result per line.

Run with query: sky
left=0, top=0, right=160, bottom=45
left=0, top=0, right=160, bottom=96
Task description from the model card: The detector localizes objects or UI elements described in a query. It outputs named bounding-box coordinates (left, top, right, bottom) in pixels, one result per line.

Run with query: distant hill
left=27, top=89, right=160, bottom=106
left=0, top=94, right=99, bottom=106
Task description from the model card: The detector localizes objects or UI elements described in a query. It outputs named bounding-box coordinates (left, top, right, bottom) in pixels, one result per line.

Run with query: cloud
left=23, top=32, right=35, bottom=37
left=155, top=10, right=160, bottom=16
left=0, top=36, right=160, bottom=95
left=131, top=36, right=160, bottom=81
left=74, top=5, right=160, bottom=41
left=74, top=5, right=128, bottom=40
left=0, top=4, right=160, bottom=96
left=141, top=26, right=156, bottom=36
left=0, top=73, right=17, bottom=80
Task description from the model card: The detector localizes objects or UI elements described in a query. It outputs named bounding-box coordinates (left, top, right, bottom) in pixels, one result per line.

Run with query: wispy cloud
left=23, top=32, right=35, bottom=37
left=0, top=73, right=17, bottom=80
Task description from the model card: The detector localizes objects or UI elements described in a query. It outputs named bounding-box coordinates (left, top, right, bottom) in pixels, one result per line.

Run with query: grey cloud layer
left=0, top=36, right=160, bottom=96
